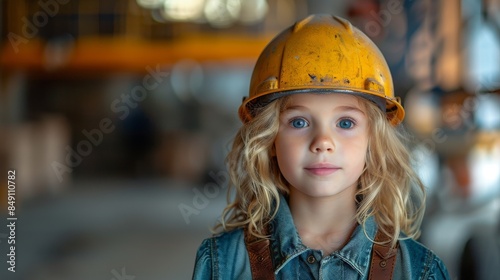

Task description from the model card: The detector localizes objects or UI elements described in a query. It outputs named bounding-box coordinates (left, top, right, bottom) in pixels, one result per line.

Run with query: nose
left=310, top=129, right=335, bottom=153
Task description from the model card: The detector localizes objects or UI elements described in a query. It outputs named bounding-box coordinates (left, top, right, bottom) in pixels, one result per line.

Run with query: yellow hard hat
left=239, top=14, right=405, bottom=125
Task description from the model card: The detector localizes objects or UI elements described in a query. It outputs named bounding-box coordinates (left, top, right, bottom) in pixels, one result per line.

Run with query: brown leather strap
left=244, top=225, right=275, bottom=280
left=245, top=226, right=397, bottom=280
left=369, top=230, right=398, bottom=280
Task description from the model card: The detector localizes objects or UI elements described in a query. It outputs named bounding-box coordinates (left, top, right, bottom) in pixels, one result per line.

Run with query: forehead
left=285, top=93, right=364, bottom=110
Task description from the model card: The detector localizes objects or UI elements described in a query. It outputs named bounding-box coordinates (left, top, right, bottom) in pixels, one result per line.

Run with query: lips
left=304, top=163, right=340, bottom=176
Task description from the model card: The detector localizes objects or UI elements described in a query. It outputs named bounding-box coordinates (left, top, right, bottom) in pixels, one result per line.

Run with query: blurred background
left=0, top=0, right=499, bottom=279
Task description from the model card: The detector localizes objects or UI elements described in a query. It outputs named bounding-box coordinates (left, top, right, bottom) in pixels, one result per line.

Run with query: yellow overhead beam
left=0, top=34, right=272, bottom=74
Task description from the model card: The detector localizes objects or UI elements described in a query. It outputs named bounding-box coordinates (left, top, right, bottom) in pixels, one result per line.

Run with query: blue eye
left=338, top=118, right=354, bottom=129
left=290, top=118, right=308, bottom=128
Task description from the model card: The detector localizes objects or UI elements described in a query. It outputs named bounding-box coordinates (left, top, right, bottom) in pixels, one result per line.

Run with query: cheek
left=274, top=137, right=303, bottom=174
left=275, top=148, right=292, bottom=182
left=343, top=137, right=368, bottom=165
left=275, top=132, right=301, bottom=155
left=275, top=138, right=293, bottom=164
left=274, top=125, right=294, bottom=155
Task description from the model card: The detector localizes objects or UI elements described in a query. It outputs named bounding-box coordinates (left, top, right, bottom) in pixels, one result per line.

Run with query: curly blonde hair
left=216, top=94, right=426, bottom=248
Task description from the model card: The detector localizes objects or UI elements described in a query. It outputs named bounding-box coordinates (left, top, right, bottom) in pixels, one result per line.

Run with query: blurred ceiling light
left=469, top=135, right=500, bottom=201
left=151, top=8, right=168, bottom=23
left=239, top=0, right=268, bottom=25
left=137, top=0, right=165, bottom=9
left=162, top=0, right=206, bottom=21
left=475, top=94, right=500, bottom=130
left=204, top=0, right=241, bottom=28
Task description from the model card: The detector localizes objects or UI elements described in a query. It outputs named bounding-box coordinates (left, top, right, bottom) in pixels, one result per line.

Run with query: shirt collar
left=269, top=194, right=377, bottom=277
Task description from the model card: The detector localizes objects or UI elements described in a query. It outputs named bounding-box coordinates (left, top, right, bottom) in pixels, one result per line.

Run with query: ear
left=270, top=144, right=276, bottom=157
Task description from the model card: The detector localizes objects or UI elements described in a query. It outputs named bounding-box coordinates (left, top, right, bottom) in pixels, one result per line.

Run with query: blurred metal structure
left=0, top=0, right=298, bottom=74
left=400, top=0, right=500, bottom=279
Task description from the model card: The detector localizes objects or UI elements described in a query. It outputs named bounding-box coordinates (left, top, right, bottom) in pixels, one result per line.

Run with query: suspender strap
left=369, top=230, right=398, bottom=280
left=244, top=226, right=275, bottom=280
left=244, top=227, right=397, bottom=280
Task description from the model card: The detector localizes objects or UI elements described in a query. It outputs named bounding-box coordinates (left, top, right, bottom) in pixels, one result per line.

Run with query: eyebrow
left=336, top=106, right=366, bottom=115
left=284, top=105, right=366, bottom=115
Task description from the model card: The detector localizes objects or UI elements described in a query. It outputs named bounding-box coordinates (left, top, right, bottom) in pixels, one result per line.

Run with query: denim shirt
left=192, top=195, right=450, bottom=279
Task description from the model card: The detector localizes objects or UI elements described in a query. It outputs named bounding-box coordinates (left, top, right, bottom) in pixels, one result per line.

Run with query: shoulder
left=196, top=228, right=245, bottom=254
left=192, top=228, right=248, bottom=280
left=398, top=238, right=451, bottom=279
left=213, top=227, right=245, bottom=244
left=207, top=228, right=246, bottom=255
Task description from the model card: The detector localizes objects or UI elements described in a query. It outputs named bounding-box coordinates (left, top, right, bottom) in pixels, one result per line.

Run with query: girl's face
left=274, top=93, right=369, bottom=199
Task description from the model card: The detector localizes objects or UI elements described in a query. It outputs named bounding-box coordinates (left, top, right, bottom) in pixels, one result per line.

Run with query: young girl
left=192, top=14, right=451, bottom=279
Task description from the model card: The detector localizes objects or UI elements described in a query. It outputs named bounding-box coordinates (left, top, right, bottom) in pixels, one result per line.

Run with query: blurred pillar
left=435, top=0, right=462, bottom=90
